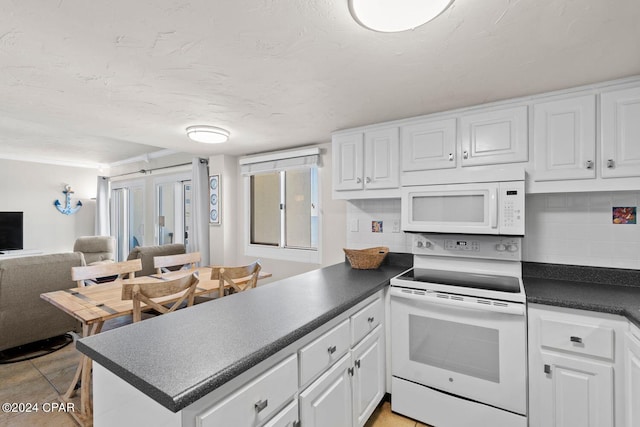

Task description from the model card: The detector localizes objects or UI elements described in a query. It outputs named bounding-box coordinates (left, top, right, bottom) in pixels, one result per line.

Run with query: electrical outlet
left=350, top=219, right=359, bottom=232
left=392, top=220, right=400, bottom=233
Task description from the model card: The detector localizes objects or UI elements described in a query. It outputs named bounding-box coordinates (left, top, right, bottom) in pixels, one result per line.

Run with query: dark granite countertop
left=77, top=257, right=411, bottom=413
left=523, top=262, right=640, bottom=328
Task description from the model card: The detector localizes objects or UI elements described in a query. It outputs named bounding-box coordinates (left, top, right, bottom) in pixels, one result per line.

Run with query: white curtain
left=95, top=176, right=110, bottom=236
left=191, top=158, right=210, bottom=265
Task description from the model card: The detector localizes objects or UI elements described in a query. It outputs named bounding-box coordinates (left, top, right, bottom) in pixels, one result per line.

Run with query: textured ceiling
left=1, top=0, right=639, bottom=168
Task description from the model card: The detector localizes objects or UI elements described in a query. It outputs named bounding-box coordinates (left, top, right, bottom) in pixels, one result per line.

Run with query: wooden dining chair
left=153, top=252, right=201, bottom=274
left=121, top=273, right=199, bottom=322
left=71, top=259, right=143, bottom=287
left=212, top=261, right=262, bottom=297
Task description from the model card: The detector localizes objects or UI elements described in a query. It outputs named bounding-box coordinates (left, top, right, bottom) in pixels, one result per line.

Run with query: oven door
left=390, top=286, right=527, bottom=415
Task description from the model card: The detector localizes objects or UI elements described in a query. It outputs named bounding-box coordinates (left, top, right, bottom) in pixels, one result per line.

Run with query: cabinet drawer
left=539, top=318, right=614, bottom=360
left=262, top=399, right=298, bottom=427
left=351, top=297, right=383, bottom=345
left=196, top=354, right=298, bottom=427
left=299, top=319, right=350, bottom=386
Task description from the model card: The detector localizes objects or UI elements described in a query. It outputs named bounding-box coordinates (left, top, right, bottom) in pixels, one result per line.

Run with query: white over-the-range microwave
left=401, top=178, right=525, bottom=236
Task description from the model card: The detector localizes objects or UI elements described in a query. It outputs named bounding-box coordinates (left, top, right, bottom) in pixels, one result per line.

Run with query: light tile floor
left=0, top=340, right=81, bottom=426
left=365, top=401, right=433, bottom=427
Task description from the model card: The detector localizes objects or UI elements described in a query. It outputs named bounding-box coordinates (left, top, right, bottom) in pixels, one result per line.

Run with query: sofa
left=126, top=243, right=186, bottom=277
left=73, top=236, right=116, bottom=265
left=0, top=252, right=83, bottom=352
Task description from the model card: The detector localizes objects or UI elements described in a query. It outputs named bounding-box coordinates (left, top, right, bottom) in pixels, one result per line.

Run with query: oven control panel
left=412, top=233, right=522, bottom=260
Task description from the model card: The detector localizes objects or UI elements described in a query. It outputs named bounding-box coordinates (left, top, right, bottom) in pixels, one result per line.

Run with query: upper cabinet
left=333, top=127, right=399, bottom=199
left=600, top=86, right=640, bottom=179
left=532, top=95, right=596, bottom=181
left=401, top=118, right=457, bottom=171
left=332, top=76, right=640, bottom=198
left=459, top=106, right=529, bottom=167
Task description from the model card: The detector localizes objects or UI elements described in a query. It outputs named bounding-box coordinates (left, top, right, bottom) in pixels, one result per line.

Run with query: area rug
left=0, top=334, right=74, bottom=364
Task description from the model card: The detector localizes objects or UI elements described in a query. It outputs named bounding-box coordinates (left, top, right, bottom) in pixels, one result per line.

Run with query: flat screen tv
left=0, top=211, right=23, bottom=251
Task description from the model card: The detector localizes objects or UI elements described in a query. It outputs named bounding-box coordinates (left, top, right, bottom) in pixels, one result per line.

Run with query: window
left=242, top=147, right=321, bottom=263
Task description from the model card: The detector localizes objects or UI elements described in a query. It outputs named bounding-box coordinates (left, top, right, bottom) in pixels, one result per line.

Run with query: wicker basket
left=343, top=246, right=389, bottom=270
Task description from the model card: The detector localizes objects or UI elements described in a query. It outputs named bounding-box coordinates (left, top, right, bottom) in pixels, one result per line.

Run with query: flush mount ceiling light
left=349, top=0, right=454, bottom=32
left=185, top=125, right=230, bottom=144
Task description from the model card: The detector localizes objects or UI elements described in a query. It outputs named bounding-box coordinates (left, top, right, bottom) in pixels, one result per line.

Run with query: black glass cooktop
left=395, top=268, right=521, bottom=293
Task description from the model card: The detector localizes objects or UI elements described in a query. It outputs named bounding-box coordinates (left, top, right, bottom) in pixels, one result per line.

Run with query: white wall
left=344, top=191, right=640, bottom=270
left=0, top=159, right=98, bottom=253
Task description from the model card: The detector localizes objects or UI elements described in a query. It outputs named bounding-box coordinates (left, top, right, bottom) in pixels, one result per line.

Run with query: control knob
left=495, top=244, right=507, bottom=252
left=507, top=244, right=519, bottom=252
left=416, top=241, right=432, bottom=249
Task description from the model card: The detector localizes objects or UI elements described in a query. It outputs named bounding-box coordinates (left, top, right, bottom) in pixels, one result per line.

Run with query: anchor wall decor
left=54, top=185, right=83, bottom=215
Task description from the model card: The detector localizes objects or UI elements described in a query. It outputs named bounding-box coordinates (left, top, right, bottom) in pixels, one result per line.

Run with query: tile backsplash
left=346, top=192, right=640, bottom=269
left=524, top=192, right=640, bottom=269
left=346, top=199, right=411, bottom=253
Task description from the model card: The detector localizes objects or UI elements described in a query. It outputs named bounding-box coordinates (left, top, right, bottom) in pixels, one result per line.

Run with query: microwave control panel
left=499, top=181, right=525, bottom=235
left=413, top=233, right=522, bottom=260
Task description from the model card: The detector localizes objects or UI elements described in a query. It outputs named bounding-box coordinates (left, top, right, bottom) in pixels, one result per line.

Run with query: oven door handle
left=390, top=287, right=525, bottom=316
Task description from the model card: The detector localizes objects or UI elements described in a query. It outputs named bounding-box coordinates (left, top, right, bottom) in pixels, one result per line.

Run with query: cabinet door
left=333, top=133, right=364, bottom=191
left=534, top=351, right=614, bottom=427
left=625, top=332, right=640, bottom=427
left=300, top=353, right=353, bottom=427
left=351, top=326, right=384, bottom=427
left=363, top=127, right=399, bottom=190
left=533, top=95, right=596, bottom=181
left=460, top=105, right=528, bottom=166
left=401, top=118, right=457, bottom=171
left=601, top=86, right=640, bottom=178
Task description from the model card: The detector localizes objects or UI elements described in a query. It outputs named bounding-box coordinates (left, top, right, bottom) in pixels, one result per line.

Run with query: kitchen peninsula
left=77, top=256, right=411, bottom=426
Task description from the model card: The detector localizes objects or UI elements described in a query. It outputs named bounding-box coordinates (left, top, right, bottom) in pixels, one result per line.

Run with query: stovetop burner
left=396, top=268, right=521, bottom=293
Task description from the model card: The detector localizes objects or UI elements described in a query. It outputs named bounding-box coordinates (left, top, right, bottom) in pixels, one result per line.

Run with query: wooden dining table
left=40, top=266, right=271, bottom=427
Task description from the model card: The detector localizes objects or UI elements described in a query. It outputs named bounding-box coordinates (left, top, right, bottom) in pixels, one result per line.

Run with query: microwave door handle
left=490, top=188, right=498, bottom=229
left=390, top=287, right=525, bottom=316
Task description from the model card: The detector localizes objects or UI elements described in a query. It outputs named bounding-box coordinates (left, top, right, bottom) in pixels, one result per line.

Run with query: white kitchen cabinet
left=262, top=400, right=298, bottom=427
left=196, top=354, right=298, bottom=427
left=299, top=354, right=353, bottom=427
left=351, top=325, right=384, bottom=427
left=333, top=132, right=364, bottom=191
left=528, top=304, right=627, bottom=427
left=625, top=329, right=640, bottom=427
left=332, top=127, right=399, bottom=198
left=533, top=95, right=596, bottom=181
left=537, top=351, right=614, bottom=427
left=600, top=86, right=640, bottom=178
left=459, top=105, right=528, bottom=167
left=401, top=118, right=457, bottom=171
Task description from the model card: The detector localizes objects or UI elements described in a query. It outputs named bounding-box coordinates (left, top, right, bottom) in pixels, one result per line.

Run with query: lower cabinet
left=299, top=325, right=384, bottom=427
left=536, top=351, right=614, bottom=427
left=625, top=330, right=640, bottom=427
left=528, top=304, right=628, bottom=427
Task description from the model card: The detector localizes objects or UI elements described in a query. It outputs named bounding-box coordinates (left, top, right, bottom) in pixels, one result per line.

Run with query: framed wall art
left=209, top=174, right=220, bottom=225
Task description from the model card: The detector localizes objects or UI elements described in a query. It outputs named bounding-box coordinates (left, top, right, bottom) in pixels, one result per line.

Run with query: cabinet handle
left=463, top=151, right=469, bottom=159
left=585, top=160, right=593, bottom=169
left=607, top=159, right=615, bottom=168
left=448, top=153, right=454, bottom=161
left=365, top=177, right=371, bottom=184
left=355, top=359, right=361, bottom=369
left=327, top=345, right=337, bottom=354
left=348, top=367, right=354, bottom=376
left=544, top=364, right=551, bottom=374
left=570, top=336, right=583, bottom=344
left=367, top=316, right=375, bottom=323
left=356, top=177, right=362, bottom=184
left=255, top=399, right=268, bottom=413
